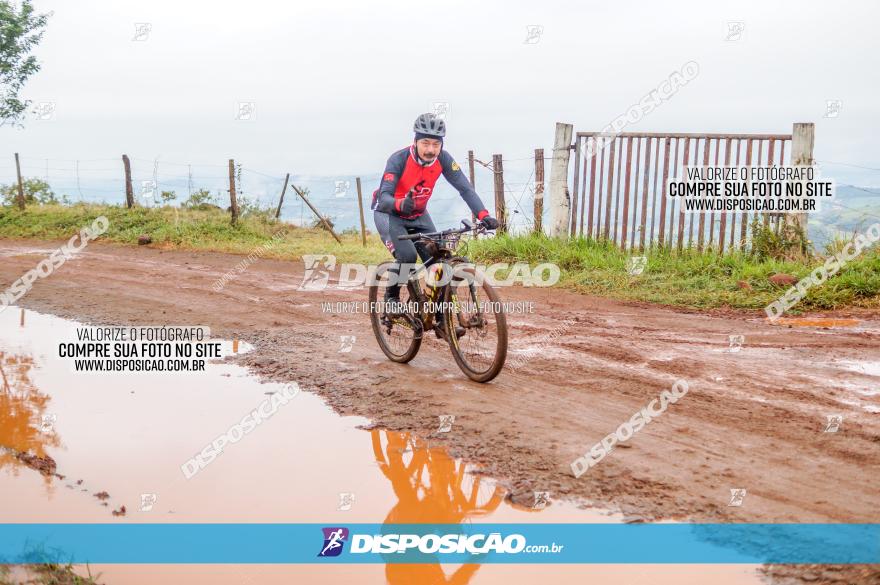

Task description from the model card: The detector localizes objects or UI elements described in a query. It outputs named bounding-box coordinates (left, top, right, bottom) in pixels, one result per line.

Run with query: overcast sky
left=3, top=0, right=879, bottom=203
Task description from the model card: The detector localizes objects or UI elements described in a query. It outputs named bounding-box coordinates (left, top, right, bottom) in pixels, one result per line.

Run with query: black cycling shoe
left=380, top=292, right=401, bottom=330
left=383, top=292, right=404, bottom=314
left=434, top=315, right=466, bottom=341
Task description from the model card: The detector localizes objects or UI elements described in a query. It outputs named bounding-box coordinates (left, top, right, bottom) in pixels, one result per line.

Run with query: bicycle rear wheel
left=443, top=263, right=508, bottom=382
left=369, top=262, right=422, bottom=363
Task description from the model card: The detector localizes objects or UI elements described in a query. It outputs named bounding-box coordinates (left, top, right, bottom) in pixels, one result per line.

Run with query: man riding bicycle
left=371, top=113, right=499, bottom=340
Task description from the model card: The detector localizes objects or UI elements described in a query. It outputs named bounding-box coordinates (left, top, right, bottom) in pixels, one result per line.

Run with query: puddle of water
left=828, top=361, right=880, bottom=412
left=265, top=282, right=363, bottom=293
left=77, top=564, right=766, bottom=584
left=218, top=338, right=254, bottom=355
left=840, top=360, right=880, bottom=378
left=0, top=246, right=64, bottom=258
left=768, top=317, right=861, bottom=328
left=0, top=309, right=763, bottom=585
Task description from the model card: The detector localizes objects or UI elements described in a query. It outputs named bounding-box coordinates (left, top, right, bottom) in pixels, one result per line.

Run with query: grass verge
left=0, top=203, right=387, bottom=265
left=467, top=232, right=880, bottom=312
left=1, top=203, right=878, bottom=312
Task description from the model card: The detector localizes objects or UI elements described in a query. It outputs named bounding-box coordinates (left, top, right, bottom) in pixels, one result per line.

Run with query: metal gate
left=570, top=132, right=793, bottom=253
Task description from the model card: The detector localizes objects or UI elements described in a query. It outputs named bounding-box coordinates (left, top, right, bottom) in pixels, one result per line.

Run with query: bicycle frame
left=395, top=221, right=483, bottom=331
left=370, top=218, right=507, bottom=382
left=403, top=260, right=447, bottom=332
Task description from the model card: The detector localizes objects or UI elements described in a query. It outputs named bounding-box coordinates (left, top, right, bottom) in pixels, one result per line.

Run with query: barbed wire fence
left=0, top=154, right=377, bottom=231
left=1, top=153, right=876, bottom=248
left=0, top=150, right=553, bottom=238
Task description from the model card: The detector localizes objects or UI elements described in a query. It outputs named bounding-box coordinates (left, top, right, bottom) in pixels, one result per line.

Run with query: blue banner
left=0, top=523, right=876, bottom=564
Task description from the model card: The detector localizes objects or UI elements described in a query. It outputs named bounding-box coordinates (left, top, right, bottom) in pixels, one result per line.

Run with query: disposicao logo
left=318, top=527, right=349, bottom=557
left=317, top=528, right=531, bottom=556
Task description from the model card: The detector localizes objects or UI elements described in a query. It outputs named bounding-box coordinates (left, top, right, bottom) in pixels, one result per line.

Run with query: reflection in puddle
left=0, top=350, right=61, bottom=487
left=373, top=431, right=504, bottom=522
left=371, top=430, right=502, bottom=585
left=0, top=309, right=763, bottom=584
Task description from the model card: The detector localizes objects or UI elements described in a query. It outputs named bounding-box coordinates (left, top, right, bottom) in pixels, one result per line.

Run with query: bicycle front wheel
left=442, top=264, right=508, bottom=383
left=368, top=262, right=422, bottom=363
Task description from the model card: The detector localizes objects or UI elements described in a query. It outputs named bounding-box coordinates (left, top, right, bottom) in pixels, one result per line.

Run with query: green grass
left=467, top=232, right=880, bottom=312
left=2, top=203, right=878, bottom=312
left=0, top=542, right=103, bottom=585
left=0, top=563, right=103, bottom=585
left=0, top=203, right=388, bottom=265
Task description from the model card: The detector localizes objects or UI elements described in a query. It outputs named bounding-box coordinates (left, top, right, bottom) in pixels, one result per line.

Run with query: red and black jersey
left=372, top=146, right=489, bottom=220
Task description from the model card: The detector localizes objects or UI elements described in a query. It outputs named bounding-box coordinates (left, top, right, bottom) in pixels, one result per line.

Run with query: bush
left=183, top=188, right=216, bottom=208
left=237, top=195, right=274, bottom=219
left=749, top=217, right=810, bottom=261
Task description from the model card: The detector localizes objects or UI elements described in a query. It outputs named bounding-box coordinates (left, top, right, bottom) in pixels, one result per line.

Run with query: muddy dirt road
left=2, top=239, right=879, bottom=582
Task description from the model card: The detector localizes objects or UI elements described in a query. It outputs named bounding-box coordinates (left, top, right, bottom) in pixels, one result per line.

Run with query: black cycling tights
left=373, top=210, right=437, bottom=298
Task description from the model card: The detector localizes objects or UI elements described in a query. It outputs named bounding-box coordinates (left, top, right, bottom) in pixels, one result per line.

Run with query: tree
left=1, top=176, right=64, bottom=205
left=1, top=1, right=50, bottom=127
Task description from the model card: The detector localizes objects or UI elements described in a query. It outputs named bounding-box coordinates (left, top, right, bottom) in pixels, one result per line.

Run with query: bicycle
left=368, top=219, right=508, bottom=383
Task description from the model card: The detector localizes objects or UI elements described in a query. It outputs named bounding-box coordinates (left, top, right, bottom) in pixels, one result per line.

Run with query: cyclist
left=372, top=113, right=499, bottom=339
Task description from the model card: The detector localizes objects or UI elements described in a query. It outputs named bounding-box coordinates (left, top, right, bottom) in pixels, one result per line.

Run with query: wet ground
left=0, top=308, right=768, bottom=584
left=1, top=239, right=879, bottom=583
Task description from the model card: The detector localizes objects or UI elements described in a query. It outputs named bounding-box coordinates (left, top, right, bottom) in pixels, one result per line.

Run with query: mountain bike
left=368, top=219, right=508, bottom=383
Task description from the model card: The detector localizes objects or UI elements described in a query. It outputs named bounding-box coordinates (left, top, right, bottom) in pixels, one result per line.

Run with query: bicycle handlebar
left=397, top=220, right=490, bottom=241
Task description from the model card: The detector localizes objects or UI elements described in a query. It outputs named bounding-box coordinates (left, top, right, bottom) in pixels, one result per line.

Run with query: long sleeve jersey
left=371, top=145, right=489, bottom=220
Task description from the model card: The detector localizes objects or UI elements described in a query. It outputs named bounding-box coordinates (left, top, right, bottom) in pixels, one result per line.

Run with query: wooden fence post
left=468, top=150, right=477, bottom=223
left=548, top=122, right=574, bottom=237
left=790, top=122, right=815, bottom=235
left=356, top=177, right=367, bottom=246
left=292, top=184, right=342, bottom=244
left=228, top=159, right=239, bottom=225
left=534, top=148, right=544, bottom=234
left=570, top=136, right=582, bottom=237
left=122, top=154, right=134, bottom=208
left=275, top=173, right=290, bottom=219
left=492, top=154, right=506, bottom=234
left=14, top=153, right=25, bottom=210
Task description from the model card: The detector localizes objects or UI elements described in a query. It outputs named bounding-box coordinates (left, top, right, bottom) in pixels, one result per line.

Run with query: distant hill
left=809, top=184, right=880, bottom=249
